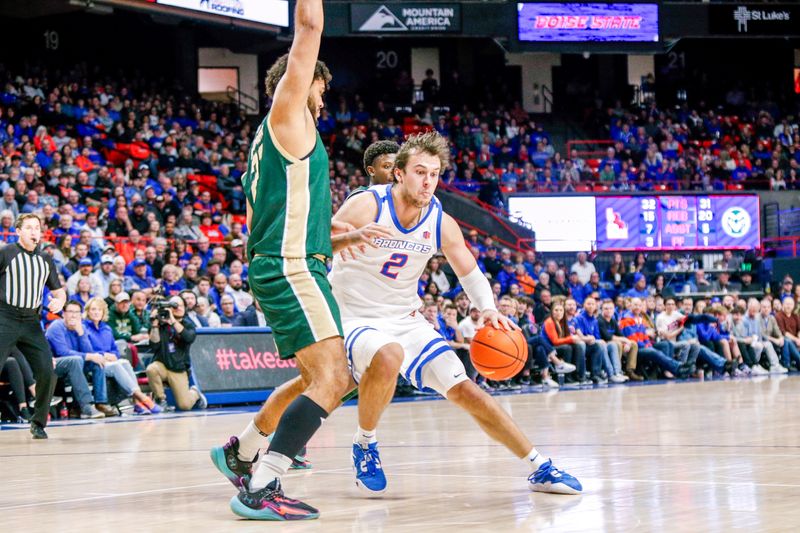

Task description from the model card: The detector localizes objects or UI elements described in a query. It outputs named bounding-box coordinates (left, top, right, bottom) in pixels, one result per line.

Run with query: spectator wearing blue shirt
left=625, top=273, right=650, bottom=298
left=21, top=190, right=45, bottom=214
left=567, top=271, right=585, bottom=305
left=655, top=252, right=677, bottom=273
left=83, top=297, right=160, bottom=414
left=600, top=147, right=622, bottom=175
left=125, top=258, right=157, bottom=295
left=496, top=260, right=518, bottom=295
left=583, top=271, right=610, bottom=301
left=210, top=273, right=238, bottom=313
left=687, top=269, right=713, bottom=293
left=675, top=297, right=729, bottom=376
left=696, top=305, right=744, bottom=368
left=572, top=298, right=612, bottom=383
left=44, top=301, right=111, bottom=418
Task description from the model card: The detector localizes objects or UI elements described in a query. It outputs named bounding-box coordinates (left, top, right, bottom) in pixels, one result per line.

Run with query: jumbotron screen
left=508, top=195, right=760, bottom=252
left=517, top=2, right=659, bottom=42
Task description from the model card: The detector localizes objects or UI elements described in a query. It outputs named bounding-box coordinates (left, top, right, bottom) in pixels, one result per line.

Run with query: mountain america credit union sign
left=350, top=3, right=462, bottom=33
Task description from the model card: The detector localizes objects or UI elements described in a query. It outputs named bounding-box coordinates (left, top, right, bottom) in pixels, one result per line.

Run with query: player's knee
left=314, top=361, right=350, bottom=397
left=446, top=380, right=481, bottom=405
left=370, top=344, right=404, bottom=382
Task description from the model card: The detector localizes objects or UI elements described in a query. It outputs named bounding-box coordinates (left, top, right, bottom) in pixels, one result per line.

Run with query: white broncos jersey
left=329, top=184, right=444, bottom=321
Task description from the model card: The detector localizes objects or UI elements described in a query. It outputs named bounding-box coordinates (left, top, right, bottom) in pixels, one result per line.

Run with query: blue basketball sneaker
left=352, top=442, right=387, bottom=494
left=528, top=459, right=582, bottom=495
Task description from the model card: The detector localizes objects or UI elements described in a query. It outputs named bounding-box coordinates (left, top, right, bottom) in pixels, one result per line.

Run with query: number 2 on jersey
left=380, top=253, right=408, bottom=279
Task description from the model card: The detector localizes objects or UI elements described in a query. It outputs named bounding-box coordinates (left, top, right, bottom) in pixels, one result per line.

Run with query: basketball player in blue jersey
left=328, top=131, right=582, bottom=496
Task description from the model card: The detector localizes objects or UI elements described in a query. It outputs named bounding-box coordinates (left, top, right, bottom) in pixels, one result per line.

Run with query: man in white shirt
left=655, top=298, right=700, bottom=370
left=196, top=296, right=221, bottom=328
left=458, top=305, right=482, bottom=343
left=570, top=252, right=596, bottom=285
left=66, top=258, right=103, bottom=296
left=228, top=273, right=253, bottom=311
left=90, top=255, right=118, bottom=298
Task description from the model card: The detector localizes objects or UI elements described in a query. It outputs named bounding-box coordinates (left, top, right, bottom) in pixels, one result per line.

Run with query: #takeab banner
left=350, top=3, right=462, bottom=33
left=192, top=328, right=299, bottom=392
left=156, top=0, right=289, bottom=27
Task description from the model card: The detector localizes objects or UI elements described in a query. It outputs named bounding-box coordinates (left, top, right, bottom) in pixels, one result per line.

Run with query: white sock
left=525, top=448, right=546, bottom=471
left=354, top=426, right=377, bottom=447
left=250, top=451, right=293, bottom=491
left=237, top=420, right=270, bottom=462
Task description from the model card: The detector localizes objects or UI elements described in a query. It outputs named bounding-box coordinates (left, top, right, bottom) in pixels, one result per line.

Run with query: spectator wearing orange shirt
left=515, top=264, right=535, bottom=295
left=199, top=213, right=225, bottom=243
left=543, top=301, right=586, bottom=382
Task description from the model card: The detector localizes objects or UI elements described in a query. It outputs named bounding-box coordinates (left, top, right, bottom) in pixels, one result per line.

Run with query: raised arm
left=271, top=0, right=324, bottom=127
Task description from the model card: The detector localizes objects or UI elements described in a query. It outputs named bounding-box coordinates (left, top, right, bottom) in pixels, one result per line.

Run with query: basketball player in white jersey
left=328, top=131, right=582, bottom=496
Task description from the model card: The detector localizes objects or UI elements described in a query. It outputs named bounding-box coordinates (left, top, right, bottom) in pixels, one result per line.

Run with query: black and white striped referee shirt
left=0, top=243, right=61, bottom=320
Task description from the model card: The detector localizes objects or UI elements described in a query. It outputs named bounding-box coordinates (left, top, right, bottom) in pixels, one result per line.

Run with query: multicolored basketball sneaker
left=352, top=442, right=387, bottom=494
left=528, top=459, right=583, bottom=495
left=230, top=479, right=319, bottom=521
left=210, top=436, right=258, bottom=492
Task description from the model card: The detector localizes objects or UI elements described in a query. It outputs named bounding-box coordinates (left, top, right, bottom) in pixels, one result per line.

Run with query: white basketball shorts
left=343, top=312, right=469, bottom=396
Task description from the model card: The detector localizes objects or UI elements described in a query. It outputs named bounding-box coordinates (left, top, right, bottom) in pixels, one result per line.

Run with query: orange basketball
left=470, top=325, right=528, bottom=381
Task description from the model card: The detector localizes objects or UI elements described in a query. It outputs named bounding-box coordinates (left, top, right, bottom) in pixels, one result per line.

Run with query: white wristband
left=459, top=266, right=497, bottom=313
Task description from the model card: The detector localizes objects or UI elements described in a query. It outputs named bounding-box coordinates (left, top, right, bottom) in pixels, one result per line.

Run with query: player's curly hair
left=264, top=53, right=332, bottom=98
left=395, top=131, right=450, bottom=175
left=363, top=140, right=400, bottom=174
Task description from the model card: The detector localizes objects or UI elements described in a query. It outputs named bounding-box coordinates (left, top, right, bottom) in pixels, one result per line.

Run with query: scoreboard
left=595, top=195, right=759, bottom=251
left=508, top=194, right=760, bottom=252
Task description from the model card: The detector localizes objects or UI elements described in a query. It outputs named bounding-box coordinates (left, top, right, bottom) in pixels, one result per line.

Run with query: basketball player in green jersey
left=210, top=0, right=390, bottom=521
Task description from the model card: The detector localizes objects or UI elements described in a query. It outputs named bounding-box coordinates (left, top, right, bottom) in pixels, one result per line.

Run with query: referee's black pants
left=0, top=314, right=56, bottom=428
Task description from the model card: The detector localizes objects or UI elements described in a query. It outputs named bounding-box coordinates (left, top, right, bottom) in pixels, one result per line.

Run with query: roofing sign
left=350, top=3, right=462, bottom=33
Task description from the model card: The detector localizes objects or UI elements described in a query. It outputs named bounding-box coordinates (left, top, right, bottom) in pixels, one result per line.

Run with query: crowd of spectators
left=1, top=65, right=800, bottom=421
left=419, top=243, right=800, bottom=391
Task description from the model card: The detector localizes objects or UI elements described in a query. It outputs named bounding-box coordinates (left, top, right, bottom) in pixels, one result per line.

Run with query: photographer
left=144, top=295, right=206, bottom=411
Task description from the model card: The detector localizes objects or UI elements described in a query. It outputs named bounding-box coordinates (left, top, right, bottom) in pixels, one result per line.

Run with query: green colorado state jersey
left=242, top=115, right=332, bottom=259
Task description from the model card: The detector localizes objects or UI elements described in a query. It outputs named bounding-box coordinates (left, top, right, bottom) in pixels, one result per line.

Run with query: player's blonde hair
left=395, top=131, right=450, bottom=175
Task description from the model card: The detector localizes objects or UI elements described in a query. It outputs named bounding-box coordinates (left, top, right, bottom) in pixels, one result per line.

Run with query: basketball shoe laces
left=243, top=479, right=284, bottom=506
left=528, top=460, right=562, bottom=483
left=360, top=448, right=381, bottom=475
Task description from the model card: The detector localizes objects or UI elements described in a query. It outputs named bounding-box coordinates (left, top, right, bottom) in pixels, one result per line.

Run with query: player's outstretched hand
left=352, top=223, right=393, bottom=247
left=478, top=310, right=520, bottom=331
left=331, top=220, right=356, bottom=235
left=333, top=222, right=392, bottom=261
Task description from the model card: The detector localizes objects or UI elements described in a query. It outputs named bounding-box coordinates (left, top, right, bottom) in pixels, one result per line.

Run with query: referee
left=0, top=213, right=66, bottom=439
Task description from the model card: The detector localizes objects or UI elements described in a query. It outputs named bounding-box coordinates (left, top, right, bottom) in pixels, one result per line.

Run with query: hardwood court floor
left=2, top=376, right=800, bottom=532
